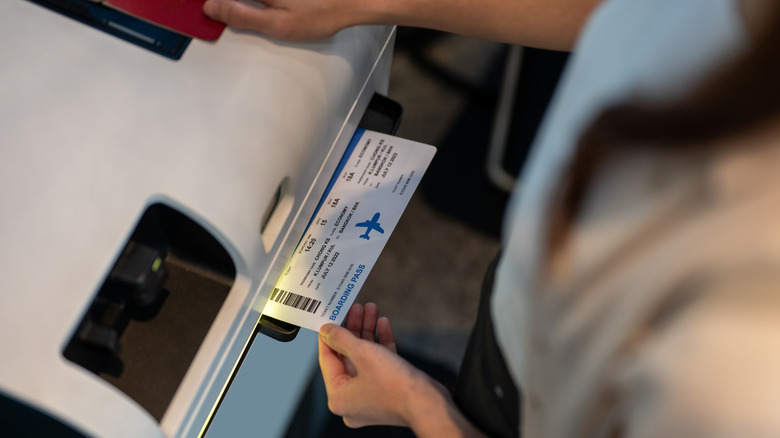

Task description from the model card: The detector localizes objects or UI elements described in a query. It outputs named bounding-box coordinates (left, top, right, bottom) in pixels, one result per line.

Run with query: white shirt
left=490, top=0, right=765, bottom=436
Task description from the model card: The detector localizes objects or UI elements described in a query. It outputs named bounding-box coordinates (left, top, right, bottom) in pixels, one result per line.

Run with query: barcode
left=270, top=288, right=322, bottom=314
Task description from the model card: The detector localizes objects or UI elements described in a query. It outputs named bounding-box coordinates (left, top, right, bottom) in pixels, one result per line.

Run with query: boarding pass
left=261, top=129, right=436, bottom=332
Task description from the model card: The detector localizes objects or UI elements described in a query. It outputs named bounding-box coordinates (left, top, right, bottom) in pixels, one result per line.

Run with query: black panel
left=27, top=0, right=190, bottom=60
left=0, top=391, right=86, bottom=437
left=357, top=93, right=404, bottom=135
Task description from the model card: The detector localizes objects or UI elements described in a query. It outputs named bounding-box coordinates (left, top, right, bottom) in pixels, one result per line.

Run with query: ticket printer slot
left=256, top=93, right=403, bottom=342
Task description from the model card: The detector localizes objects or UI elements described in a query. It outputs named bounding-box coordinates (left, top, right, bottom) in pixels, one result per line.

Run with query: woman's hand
left=318, top=302, right=417, bottom=427
left=202, top=0, right=369, bottom=42
left=318, top=303, right=487, bottom=436
left=338, top=302, right=397, bottom=377
left=203, top=0, right=602, bottom=50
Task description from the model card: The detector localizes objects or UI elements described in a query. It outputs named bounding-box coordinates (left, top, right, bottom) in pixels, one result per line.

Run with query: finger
left=320, top=323, right=359, bottom=358
left=361, top=302, right=379, bottom=341
left=343, top=303, right=364, bottom=338
left=318, top=332, right=349, bottom=391
left=342, top=356, right=358, bottom=378
left=377, top=316, right=397, bottom=353
left=343, top=416, right=370, bottom=430
left=203, top=0, right=273, bottom=31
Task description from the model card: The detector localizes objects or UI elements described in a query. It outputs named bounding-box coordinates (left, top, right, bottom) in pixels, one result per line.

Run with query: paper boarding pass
left=261, top=129, right=436, bottom=332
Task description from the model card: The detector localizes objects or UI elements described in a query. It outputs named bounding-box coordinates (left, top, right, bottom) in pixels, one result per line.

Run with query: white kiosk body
left=0, top=1, right=397, bottom=436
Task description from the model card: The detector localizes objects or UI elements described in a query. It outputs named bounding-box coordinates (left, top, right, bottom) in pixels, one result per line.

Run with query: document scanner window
left=63, top=203, right=236, bottom=421
left=27, top=0, right=190, bottom=60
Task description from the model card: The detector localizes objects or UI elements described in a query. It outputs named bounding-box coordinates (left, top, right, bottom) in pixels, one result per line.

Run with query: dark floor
left=356, top=28, right=568, bottom=374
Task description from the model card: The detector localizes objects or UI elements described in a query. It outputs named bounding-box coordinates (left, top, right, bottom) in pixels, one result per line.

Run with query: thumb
left=319, top=323, right=363, bottom=390
left=319, top=323, right=360, bottom=357
left=203, top=0, right=272, bottom=30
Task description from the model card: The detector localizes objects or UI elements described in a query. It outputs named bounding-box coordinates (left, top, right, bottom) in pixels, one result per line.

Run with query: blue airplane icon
left=355, top=212, right=385, bottom=240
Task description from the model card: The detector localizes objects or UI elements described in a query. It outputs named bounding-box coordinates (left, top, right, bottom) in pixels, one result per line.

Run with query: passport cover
left=105, top=0, right=226, bottom=41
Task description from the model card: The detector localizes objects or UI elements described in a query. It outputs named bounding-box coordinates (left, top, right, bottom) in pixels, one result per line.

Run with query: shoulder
left=612, top=268, right=780, bottom=437
left=557, top=122, right=780, bottom=437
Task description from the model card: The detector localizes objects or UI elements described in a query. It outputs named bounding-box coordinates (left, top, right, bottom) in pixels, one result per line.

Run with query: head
left=548, top=3, right=780, bottom=254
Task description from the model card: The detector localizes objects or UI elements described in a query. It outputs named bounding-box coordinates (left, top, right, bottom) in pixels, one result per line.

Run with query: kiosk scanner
left=0, top=1, right=400, bottom=436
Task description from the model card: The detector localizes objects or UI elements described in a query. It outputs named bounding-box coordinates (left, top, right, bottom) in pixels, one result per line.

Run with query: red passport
left=105, top=0, right=226, bottom=41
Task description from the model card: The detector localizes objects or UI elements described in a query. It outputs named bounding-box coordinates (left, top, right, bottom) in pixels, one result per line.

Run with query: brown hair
left=548, top=4, right=780, bottom=255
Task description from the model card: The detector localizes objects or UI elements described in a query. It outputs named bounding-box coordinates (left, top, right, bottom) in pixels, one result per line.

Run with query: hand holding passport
left=99, top=0, right=226, bottom=40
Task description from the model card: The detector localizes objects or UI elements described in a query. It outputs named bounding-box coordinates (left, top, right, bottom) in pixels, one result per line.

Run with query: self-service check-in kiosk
left=0, top=1, right=401, bottom=436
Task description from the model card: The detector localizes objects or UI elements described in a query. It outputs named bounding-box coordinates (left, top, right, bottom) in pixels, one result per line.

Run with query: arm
left=203, top=0, right=603, bottom=50
left=318, top=303, right=486, bottom=437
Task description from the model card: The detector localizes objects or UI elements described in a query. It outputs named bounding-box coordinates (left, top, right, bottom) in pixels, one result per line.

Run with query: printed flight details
left=261, top=129, right=436, bottom=332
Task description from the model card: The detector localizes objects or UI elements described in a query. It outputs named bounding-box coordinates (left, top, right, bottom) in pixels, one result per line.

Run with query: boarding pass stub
left=261, top=129, right=436, bottom=332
